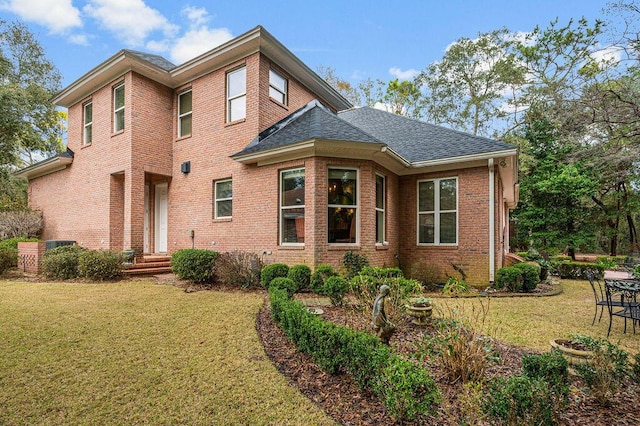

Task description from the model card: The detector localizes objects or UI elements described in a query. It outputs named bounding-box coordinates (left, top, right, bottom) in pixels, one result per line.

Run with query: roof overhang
left=53, top=26, right=352, bottom=111
left=14, top=155, right=73, bottom=180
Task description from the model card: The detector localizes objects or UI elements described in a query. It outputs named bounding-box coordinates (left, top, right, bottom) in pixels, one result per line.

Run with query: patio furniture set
left=586, top=270, right=640, bottom=337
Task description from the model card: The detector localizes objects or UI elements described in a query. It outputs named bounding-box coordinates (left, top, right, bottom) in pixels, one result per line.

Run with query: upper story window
left=113, top=83, right=125, bottom=132
left=227, top=67, right=246, bottom=123
left=417, top=177, right=458, bottom=245
left=83, top=101, right=93, bottom=145
left=280, top=168, right=305, bottom=245
left=269, top=69, right=287, bottom=104
left=376, top=174, right=385, bottom=244
left=214, top=179, right=232, bottom=219
left=328, top=168, right=358, bottom=244
left=178, top=90, right=192, bottom=137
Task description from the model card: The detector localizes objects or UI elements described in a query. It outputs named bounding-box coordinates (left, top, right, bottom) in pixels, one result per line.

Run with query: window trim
left=375, top=173, right=386, bottom=244
left=214, top=178, right=232, bottom=219
left=83, top=101, right=93, bottom=145
left=327, top=166, right=359, bottom=245
left=269, top=68, right=287, bottom=105
left=417, top=176, right=458, bottom=246
left=280, top=167, right=305, bottom=246
left=178, top=90, right=192, bottom=138
left=113, top=83, right=125, bottom=133
left=226, top=66, right=246, bottom=123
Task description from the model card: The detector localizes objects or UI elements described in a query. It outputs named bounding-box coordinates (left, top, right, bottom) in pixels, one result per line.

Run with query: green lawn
left=0, top=281, right=335, bottom=426
left=435, top=279, right=640, bottom=356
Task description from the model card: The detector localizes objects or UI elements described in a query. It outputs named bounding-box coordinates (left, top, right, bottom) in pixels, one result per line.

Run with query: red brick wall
left=17, top=241, right=46, bottom=274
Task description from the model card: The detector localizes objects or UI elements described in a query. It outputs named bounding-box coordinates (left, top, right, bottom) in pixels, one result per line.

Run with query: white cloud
left=388, top=67, right=419, bottom=80
left=0, top=0, right=81, bottom=33
left=168, top=6, right=232, bottom=64
left=83, top=0, right=178, bottom=47
left=68, top=34, right=89, bottom=46
left=591, top=44, right=622, bottom=65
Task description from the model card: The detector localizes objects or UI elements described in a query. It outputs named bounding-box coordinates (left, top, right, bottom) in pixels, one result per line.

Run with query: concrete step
left=138, top=255, right=171, bottom=263
left=127, top=261, right=171, bottom=269
left=123, top=266, right=172, bottom=275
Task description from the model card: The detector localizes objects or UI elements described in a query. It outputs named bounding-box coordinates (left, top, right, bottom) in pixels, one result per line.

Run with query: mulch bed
left=256, top=295, right=640, bottom=425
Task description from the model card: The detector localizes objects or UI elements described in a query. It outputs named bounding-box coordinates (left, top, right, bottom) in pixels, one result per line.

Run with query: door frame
left=154, top=182, right=168, bottom=253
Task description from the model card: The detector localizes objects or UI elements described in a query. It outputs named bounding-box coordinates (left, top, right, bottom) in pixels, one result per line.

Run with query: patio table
left=604, top=279, right=640, bottom=336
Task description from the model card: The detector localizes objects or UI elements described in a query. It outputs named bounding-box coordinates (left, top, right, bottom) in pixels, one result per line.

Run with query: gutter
left=488, top=158, right=495, bottom=283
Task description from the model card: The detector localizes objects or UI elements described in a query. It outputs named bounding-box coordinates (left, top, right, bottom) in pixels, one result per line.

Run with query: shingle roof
left=338, top=107, right=515, bottom=163
left=124, top=50, right=176, bottom=71
left=233, top=100, right=381, bottom=157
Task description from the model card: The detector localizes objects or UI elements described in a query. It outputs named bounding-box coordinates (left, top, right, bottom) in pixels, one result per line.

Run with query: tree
left=420, top=29, right=525, bottom=136
left=0, top=20, right=65, bottom=169
left=316, top=65, right=362, bottom=106
left=378, top=78, right=423, bottom=118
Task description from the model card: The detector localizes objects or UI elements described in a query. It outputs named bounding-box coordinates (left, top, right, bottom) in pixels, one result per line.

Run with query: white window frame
left=269, top=69, right=287, bottom=104
left=375, top=173, right=386, bottom=244
left=214, top=179, right=232, bottom=219
left=113, top=83, right=125, bottom=132
left=226, top=67, right=246, bottom=123
left=280, top=168, right=305, bottom=246
left=83, top=101, right=92, bottom=145
left=417, top=177, right=458, bottom=246
left=178, top=90, right=192, bottom=137
left=327, top=167, right=359, bottom=245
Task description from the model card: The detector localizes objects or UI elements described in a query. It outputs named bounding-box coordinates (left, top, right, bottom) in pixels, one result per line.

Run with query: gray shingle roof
left=233, top=100, right=381, bottom=157
left=338, top=107, right=515, bottom=163
left=125, top=50, right=176, bottom=71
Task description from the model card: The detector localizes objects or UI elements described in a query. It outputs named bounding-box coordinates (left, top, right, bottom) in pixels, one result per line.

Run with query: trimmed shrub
left=260, top=263, right=289, bottom=288
left=483, top=375, right=556, bottom=425
left=311, top=264, right=337, bottom=294
left=494, top=266, right=522, bottom=290
left=513, top=262, right=540, bottom=291
left=214, top=251, right=262, bottom=288
left=270, top=277, right=297, bottom=297
left=41, top=245, right=87, bottom=280
left=0, top=247, right=17, bottom=274
left=78, top=250, right=125, bottom=281
left=268, top=286, right=440, bottom=422
left=287, top=264, right=311, bottom=292
left=323, top=276, right=350, bottom=306
left=522, top=350, right=569, bottom=405
left=555, top=262, right=604, bottom=279
left=0, top=236, right=40, bottom=250
left=170, top=249, right=219, bottom=283
left=343, top=251, right=369, bottom=279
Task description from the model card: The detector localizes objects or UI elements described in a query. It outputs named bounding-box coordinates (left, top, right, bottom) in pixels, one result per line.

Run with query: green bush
left=494, top=266, right=522, bottom=290
left=343, top=251, right=369, bottom=279
left=0, top=237, right=40, bottom=250
left=513, top=262, right=540, bottom=291
left=287, top=264, right=311, bottom=292
left=483, top=375, right=556, bottom=425
left=632, top=353, right=640, bottom=384
left=41, top=245, right=87, bottom=280
left=214, top=251, right=262, bottom=288
left=268, top=286, right=440, bottom=422
left=522, top=350, right=569, bottom=405
left=78, top=250, right=125, bottom=281
left=260, top=263, right=289, bottom=288
left=441, top=276, right=471, bottom=294
left=323, top=276, right=350, bottom=306
left=270, top=277, right=297, bottom=297
left=360, top=266, right=404, bottom=278
left=555, top=262, right=604, bottom=279
left=310, top=264, right=337, bottom=294
left=350, top=271, right=423, bottom=322
left=0, top=247, right=18, bottom=274
left=170, top=249, right=219, bottom=283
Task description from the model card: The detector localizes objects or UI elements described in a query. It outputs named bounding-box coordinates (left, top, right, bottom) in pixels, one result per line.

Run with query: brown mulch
left=256, top=296, right=640, bottom=425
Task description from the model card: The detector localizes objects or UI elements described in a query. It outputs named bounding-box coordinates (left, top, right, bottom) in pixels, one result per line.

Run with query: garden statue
left=371, top=284, right=396, bottom=344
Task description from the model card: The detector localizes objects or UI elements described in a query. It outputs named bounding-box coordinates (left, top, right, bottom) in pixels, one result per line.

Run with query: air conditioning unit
left=45, top=240, right=76, bottom=250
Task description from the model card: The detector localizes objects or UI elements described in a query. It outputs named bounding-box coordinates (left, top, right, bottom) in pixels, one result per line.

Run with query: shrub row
left=494, top=262, right=541, bottom=292
left=551, top=262, right=604, bottom=279
left=42, top=245, right=125, bottom=281
left=269, top=286, right=440, bottom=422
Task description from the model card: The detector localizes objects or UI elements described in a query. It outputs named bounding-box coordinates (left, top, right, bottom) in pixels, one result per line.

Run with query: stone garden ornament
left=371, top=284, right=396, bottom=344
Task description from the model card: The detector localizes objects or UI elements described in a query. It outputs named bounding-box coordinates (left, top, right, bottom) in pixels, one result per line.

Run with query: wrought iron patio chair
left=585, top=270, right=624, bottom=325
left=604, top=279, right=640, bottom=337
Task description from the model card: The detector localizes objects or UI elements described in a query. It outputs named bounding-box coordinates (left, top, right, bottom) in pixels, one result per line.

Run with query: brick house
left=17, top=26, right=518, bottom=285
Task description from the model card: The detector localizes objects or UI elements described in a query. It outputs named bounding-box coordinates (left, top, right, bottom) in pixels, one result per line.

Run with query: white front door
left=144, top=184, right=150, bottom=253
left=154, top=183, right=168, bottom=253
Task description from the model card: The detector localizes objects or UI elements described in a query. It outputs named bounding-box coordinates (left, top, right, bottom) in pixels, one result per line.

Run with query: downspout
left=488, top=159, right=495, bottom=283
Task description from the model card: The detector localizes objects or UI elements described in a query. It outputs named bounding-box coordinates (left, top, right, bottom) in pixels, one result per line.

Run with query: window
left=214, top=179, right=232, bottom=219
left=83, top=101, right=92, bottom=145
left=376, top=174, right=385, bottom=244
left=328, top=168, right=358, bottom=244
left=280, top=168, right=305, bottom=244
left=113, top=83, right=125, bottom=132
left=269, top=69, right=287, bottom=104
left=227, top=67, right=246, bottom=122
left=417, top=177, right=457, bottom=245
left=178, top=90, right=192, bottom=137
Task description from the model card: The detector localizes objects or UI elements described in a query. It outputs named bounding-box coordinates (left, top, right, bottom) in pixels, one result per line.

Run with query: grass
left=433, top=279, right=640, bottom=355
left=0, top=280, right=335, bottom=426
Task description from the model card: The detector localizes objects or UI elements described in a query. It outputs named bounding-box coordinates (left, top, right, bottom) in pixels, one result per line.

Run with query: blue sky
left=0, top=0, right=610, bottom=89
